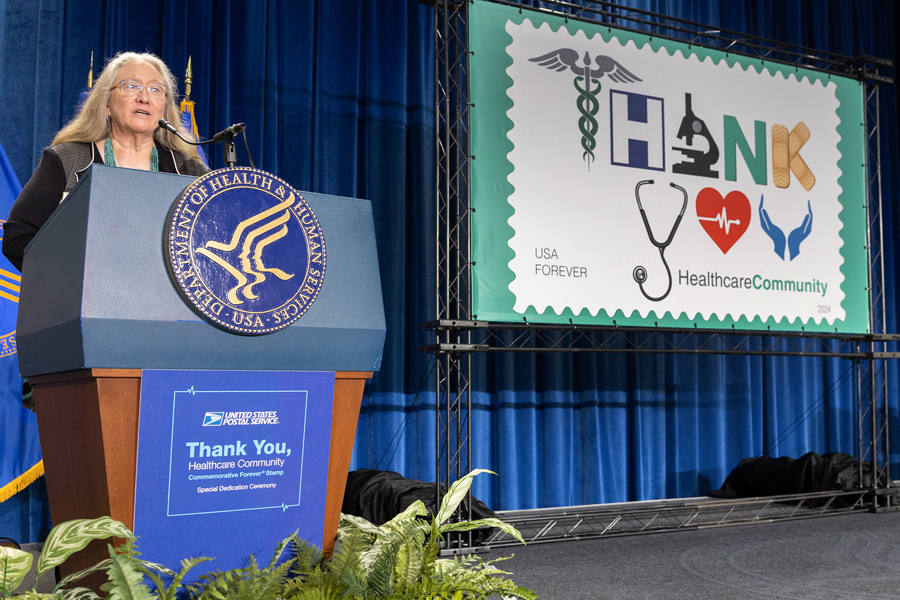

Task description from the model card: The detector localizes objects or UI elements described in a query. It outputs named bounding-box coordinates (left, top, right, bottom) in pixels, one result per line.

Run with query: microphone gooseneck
left=159, top=119, right=246, bottom=147
left=158, top=119, right=250, bottom=168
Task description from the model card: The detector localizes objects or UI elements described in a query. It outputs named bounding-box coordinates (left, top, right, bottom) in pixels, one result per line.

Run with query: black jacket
left=2, top=140, right=208, bottom=271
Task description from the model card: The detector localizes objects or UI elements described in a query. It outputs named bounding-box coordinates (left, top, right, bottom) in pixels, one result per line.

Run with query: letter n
left=723, top=116, right=766, bottom=185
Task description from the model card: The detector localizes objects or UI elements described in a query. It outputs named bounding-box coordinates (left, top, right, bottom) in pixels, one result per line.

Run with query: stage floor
left=490, top=510, right=900, bottom=599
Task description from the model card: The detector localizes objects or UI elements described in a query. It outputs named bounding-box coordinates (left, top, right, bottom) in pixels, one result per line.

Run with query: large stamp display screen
left=469, top=1, right=869, bottom=333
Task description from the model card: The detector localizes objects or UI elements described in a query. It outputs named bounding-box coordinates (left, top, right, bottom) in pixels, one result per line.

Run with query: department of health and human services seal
left=165, top=167, right=326, bottom=335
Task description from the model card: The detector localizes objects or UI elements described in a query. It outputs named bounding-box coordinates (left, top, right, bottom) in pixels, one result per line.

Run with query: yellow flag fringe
left=0, top=459, right=44, bottom=503
left=180, top=100, right=201, bottom=140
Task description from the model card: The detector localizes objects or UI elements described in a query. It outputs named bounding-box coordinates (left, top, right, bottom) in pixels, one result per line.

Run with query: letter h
left=610, top=90, right=665, bottom=172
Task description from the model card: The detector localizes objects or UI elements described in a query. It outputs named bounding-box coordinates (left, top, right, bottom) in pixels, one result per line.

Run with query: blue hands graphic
left=758, top=196, right=813, bottom=261
left=759, top=196, right=786, bottom=259
left=787, top=201, right=813, bottom=261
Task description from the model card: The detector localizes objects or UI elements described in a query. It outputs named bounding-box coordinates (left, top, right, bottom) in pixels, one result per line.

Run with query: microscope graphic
left=672, top=93, right=719, bottom=178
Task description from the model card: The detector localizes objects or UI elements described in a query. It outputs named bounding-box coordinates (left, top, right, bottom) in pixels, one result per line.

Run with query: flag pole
left=185, top=56, right=192, bottom=102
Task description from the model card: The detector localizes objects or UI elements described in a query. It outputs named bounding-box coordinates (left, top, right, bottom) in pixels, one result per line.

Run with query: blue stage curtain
left=0, top=1, right=896, bottom=540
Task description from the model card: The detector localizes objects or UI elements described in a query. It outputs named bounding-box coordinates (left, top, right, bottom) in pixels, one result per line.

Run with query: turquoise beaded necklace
left=104, top=137, right=159, bottom=171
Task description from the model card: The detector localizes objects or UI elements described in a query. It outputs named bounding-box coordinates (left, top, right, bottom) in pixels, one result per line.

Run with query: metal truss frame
left=432, top=0, right=476, bottom=552
left=422, top=320, right=900, bottom=359
left=486, top=491, right=871, bottom=546
left=427, top=0, right=896, bottom=551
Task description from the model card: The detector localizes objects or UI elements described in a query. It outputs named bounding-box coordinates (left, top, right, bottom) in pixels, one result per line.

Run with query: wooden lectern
left=17, top=166, right=385, bottom=581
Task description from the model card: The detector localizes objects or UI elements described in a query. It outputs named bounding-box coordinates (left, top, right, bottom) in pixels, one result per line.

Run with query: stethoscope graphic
left=632, top=179, right=688, bottom=302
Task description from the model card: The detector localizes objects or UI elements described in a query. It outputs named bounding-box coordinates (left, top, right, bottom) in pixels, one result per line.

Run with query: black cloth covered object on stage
left=343, top=469, right=498, bottom=542
left=709, top=451, right=886, bottom=498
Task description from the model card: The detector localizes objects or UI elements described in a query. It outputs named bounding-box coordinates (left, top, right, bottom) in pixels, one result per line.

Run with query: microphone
left=212, top=123, right=246, bottom=143
left=158, top=118, right=180, bottom=135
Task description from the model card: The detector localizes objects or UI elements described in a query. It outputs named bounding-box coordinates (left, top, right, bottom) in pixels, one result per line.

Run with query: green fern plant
left=186, top=534, right=296, bottom=600
left=284, top=469, right=536, bottom=600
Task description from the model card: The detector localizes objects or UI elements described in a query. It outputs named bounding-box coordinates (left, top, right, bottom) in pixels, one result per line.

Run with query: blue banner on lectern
left=134, top=370, right=334, bottom=574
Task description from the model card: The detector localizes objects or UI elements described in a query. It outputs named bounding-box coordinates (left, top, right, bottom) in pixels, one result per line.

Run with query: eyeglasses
left=116, top=80, right=168, bottom=99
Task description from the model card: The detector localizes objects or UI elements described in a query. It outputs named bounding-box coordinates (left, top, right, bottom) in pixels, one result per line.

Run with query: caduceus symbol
left=529, top=49, right=641, bottom=170
left=195, top=193, right=297, bottom=305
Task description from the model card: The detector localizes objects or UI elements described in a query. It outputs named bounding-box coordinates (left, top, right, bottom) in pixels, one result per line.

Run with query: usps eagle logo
left=165, top=167, right=326, bottom=335
left=202, top=412, right=224, bottom=426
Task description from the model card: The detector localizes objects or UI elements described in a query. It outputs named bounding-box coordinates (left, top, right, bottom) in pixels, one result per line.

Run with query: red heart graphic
left=695, top=188, right=751, bottom=254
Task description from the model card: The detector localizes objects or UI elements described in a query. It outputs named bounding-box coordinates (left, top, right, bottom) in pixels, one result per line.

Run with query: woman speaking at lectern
left=2, top=51, right=209, bottom=272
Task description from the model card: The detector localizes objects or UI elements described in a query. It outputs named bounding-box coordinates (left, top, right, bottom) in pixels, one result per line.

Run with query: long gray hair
left=52, top=51, right=201, bottom=160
